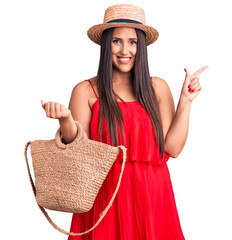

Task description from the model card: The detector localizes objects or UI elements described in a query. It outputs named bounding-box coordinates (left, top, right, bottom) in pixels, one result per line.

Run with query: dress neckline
left=91, top=98, right=139, bottom=110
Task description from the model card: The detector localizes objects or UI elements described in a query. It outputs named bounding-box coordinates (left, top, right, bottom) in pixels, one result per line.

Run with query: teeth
left=119, top=57, right=130, bottom=61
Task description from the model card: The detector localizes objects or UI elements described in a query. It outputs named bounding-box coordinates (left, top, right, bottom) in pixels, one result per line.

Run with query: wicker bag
left=24, top=120, right=127, bottom=236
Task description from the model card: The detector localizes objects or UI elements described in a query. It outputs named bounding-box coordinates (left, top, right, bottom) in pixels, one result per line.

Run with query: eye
left=112, top=39, right=120, bottom=44
left=131, top=40, right=137, bottom=45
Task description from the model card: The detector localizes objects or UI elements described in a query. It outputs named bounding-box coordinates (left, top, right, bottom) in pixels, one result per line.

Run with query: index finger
left=192, top=65, right=208, bottom=77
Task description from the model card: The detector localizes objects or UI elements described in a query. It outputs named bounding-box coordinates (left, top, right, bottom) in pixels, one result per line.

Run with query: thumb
left=184, top=68, right=191, bottom=84
left=41, top=100, right=46, bottom=108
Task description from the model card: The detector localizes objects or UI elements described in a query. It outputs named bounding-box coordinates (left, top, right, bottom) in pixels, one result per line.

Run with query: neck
left=112, top=68, right=132, bottom=85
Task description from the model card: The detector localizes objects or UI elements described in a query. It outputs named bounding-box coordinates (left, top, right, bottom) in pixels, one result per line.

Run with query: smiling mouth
left=117, top=57, right=132, bottom=63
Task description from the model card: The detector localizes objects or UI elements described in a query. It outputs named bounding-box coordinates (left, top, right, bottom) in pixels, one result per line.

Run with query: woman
left=41, top=4, right=208, bottom=240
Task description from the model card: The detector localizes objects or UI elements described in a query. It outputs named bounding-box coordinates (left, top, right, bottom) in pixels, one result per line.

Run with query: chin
left=113, top=65, right=134, bottom=73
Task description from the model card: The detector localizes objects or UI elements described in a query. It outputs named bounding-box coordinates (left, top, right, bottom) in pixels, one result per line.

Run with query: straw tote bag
left=24, top=120, right=127, bottom=236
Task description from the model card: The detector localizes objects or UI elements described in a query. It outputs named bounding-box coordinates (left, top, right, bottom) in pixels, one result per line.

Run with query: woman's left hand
left=180, top=65, right=208, bottom=103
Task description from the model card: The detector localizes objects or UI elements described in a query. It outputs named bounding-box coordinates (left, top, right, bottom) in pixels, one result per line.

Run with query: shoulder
left=72, top=79, right=88, bottom=93
left=151, top=76, right=171, bottom=103
left=71, top=76, right=98, bottom=102
left=72, top=76, right=98, bottom=90
left=72, top=76, right=97, bottom=107
left=151, top=76, right=170, bottom=91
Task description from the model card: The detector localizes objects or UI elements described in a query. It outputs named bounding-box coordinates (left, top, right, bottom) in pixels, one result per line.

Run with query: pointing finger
left=192, top=65, right=209, bottom=77
left=184, top=68, right=191, bottom=84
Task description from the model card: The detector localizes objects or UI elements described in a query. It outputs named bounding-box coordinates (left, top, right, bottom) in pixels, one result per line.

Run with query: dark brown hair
left=96, top=27, right=164, bottom=158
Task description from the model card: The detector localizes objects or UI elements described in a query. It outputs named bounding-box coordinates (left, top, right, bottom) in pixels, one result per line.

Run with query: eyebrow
left=112, top=37, right=137, bottom=41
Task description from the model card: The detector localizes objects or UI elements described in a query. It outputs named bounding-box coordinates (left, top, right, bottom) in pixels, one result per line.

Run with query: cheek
left=111, top=44, right=120, bottom=54
left=112, top=49, right=119, bottom=61
left=131, top=49, right=137, bottom=62
left=112, top=56, right=118, bottom=68
left=132, top=47, right=137, bottom=56
left=112, top=55, right=118, bottom=64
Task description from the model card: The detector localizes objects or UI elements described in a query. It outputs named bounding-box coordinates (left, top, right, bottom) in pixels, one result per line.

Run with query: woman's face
left=111, top=27, right=137, bottom=73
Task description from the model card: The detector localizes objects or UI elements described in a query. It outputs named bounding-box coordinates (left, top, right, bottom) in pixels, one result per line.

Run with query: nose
left=121, top=43, right=128, bottom=55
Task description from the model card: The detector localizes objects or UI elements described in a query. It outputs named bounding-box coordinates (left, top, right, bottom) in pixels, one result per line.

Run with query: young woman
left=41, top=4, right=208, bottom=240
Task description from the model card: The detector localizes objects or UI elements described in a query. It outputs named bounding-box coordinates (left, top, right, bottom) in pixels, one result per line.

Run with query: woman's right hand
left=41, top=100, right=71, bottom=120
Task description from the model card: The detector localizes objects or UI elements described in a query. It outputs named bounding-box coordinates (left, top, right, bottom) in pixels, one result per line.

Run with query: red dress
left=68, top=79, right=185, bottom=240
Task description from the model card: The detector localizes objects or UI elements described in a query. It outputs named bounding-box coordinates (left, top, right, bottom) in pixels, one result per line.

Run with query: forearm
left=164, top=96, right=192, bottom=158
left=58, top=115, right=78, bottom=144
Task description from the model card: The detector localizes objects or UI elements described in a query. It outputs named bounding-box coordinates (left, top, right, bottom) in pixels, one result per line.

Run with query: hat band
left=106, top=19, right=143, bottom=24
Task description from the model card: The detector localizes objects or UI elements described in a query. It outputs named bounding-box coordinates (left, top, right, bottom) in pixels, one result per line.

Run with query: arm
left=152, top=66, right=208, bottom=158
left=164, top=96, right=191, bottom=158
left=151, top=77, right=178, bottom=157
left=152, top=77, right=191, bottom=158
left=59, top=80, right=92, bottom=143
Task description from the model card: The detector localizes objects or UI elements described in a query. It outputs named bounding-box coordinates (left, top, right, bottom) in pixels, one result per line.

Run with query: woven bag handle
left=24, top=141, right=127, bottom=236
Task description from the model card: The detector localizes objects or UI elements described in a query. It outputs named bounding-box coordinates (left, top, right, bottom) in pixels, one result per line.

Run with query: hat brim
left=87, top=22, right=159, bottom=46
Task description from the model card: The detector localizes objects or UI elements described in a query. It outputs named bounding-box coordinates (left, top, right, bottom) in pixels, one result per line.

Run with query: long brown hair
left=96, top=27, right=165, bottom=158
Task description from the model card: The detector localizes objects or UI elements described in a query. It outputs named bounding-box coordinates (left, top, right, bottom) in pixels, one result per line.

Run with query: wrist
left=179, top=95, right=192, bottom=106
left=58, top=114, right=73, bottom=124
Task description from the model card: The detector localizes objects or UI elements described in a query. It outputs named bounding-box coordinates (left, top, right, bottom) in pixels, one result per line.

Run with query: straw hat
left=87, top=4, right=159, bottom=46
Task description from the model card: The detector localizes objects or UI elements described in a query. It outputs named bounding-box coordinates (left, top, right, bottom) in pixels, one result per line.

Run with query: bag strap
left=24, top=141, right=127, bottom=236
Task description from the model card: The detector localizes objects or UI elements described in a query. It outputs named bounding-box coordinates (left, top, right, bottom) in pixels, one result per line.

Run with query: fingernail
left=188, top=84, right=191, bottom=88
left=192, top=89, right=195, bottom=92
left=184, top=68, right=186, bottom=72
left=188, top=88, right=192, bottom=92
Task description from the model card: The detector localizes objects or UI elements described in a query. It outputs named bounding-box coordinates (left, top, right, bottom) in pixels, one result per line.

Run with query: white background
left=1, top=0, right=231, bottom=239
